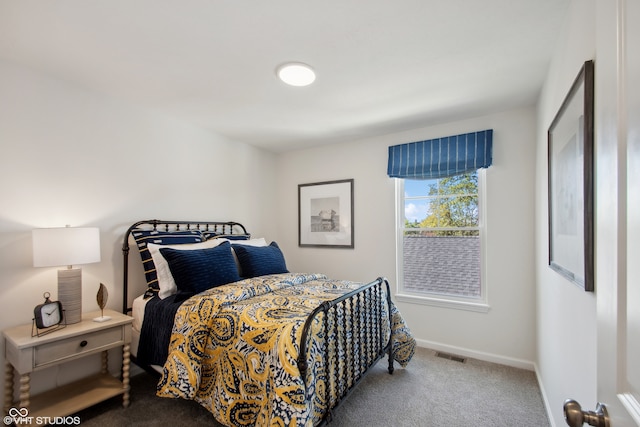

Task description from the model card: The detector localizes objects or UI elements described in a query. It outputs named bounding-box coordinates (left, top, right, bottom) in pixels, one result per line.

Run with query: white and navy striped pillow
left=132, top=230, right=204, bottom=294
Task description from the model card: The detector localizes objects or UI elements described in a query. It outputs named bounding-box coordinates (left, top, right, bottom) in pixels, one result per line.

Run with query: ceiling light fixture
left=276, top=62, right=316, bottom=87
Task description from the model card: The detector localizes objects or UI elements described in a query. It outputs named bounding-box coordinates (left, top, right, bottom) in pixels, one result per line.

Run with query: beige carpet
left=77, top=346, right=549, bottom=426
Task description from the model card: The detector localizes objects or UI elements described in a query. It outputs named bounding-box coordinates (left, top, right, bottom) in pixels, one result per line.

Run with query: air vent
left=435, top=352, right=466, bottom=363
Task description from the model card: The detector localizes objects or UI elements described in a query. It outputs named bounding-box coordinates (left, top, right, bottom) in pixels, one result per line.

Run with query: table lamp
left=32, top=226, right=101, bottom=324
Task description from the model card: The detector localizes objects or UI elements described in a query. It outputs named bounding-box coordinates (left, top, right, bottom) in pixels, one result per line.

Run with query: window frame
left=394, top=170, right=490, bottom=313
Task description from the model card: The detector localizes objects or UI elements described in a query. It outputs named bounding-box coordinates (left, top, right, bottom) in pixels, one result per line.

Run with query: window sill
left=395, top=293, right=490, bottom=313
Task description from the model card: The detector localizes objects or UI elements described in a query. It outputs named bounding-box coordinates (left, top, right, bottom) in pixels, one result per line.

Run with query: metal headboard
left=121, top=219, right=249, bottom=314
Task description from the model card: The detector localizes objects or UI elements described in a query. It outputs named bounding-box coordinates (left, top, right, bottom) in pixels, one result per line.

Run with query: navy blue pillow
left=233, top=241, right=288, bottom=278
left=160, top=241, right=241, bottom=302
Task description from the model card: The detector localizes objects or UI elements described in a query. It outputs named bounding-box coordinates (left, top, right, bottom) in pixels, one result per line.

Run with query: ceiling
left=0, top=1, right=570, bottom=153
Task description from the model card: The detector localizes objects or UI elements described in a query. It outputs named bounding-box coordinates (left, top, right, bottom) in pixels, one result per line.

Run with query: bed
left=122, top=219, right=415, bottom=426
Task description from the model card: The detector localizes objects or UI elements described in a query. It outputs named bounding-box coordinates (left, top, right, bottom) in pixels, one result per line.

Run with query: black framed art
left=548, top=60, right=595, bottom=291
left=298, top=179, right=354, bottom=248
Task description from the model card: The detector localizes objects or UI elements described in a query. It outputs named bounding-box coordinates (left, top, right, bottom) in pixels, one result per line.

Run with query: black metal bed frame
left=121, top=219, right=248, bottom=314
left=298, top=277, right=395, bottom=425
left=121, top=219, right=394, bottom=426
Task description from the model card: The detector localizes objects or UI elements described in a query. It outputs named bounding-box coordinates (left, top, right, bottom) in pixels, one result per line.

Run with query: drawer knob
left=80, top=340, right=88, bottom=347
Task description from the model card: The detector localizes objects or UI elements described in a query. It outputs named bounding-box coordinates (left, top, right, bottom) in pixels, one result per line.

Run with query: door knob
left=564, top=399, right=610, bottom=427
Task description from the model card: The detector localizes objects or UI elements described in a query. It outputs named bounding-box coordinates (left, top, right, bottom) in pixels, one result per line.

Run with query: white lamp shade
left=32, top=227, right=101, bottom=267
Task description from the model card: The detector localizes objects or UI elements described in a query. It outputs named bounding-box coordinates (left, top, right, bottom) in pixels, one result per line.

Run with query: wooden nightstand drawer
left=34, top=326, right=123, bottom=367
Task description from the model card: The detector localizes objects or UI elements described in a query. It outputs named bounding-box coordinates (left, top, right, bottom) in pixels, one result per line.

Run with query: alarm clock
left=34, top=292, right=63, bottom=329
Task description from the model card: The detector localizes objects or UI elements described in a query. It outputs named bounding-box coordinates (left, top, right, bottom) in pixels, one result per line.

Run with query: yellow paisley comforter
left=156, top=273, right=415, bottom=427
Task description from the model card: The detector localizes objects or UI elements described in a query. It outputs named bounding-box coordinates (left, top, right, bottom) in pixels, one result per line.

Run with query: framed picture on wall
left=548, top=60, right=595, bottom=291
left=298, top=179, right=354, bottom=248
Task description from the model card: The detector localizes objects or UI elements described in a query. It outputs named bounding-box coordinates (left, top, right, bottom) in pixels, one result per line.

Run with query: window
left=387, top=129, right=492, bottom=311
left=395, top=171, right=488, bottom=311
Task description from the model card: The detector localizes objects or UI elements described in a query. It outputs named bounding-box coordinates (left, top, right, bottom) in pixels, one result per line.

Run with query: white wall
left=0, top=61, right=278, bottom=397
left=535, top=1, right=597, bottom=425
left=276, top=106, right=538, bottom=367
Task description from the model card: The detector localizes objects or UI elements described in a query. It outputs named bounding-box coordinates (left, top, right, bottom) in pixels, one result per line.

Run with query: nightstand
left=3, top=309, right=133, bottom=419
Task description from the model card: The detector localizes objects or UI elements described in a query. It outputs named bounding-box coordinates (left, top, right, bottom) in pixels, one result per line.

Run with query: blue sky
left=404, top=179, right=435, bottom=223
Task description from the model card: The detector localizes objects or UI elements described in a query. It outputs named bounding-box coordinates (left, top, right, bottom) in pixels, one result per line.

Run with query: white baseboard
left=415, top=338, right=536, bottom=371
left=533, top=362, right=557, bottom=427
left=130, top=363, right=145, bottom=377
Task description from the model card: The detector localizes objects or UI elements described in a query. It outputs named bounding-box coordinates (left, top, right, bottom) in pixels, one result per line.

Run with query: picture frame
left=548, top=60, right=594, bottom=291
left=298, top=179, right=354, bottom=248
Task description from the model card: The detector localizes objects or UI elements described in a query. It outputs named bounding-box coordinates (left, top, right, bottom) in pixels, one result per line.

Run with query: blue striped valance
left=387, top=129, right=493, bottom=179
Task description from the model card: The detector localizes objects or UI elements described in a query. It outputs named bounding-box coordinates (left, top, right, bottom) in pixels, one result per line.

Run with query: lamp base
left=93, top=316, right=112, bottom=323
left=58, top=268, right=82, bottom=324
